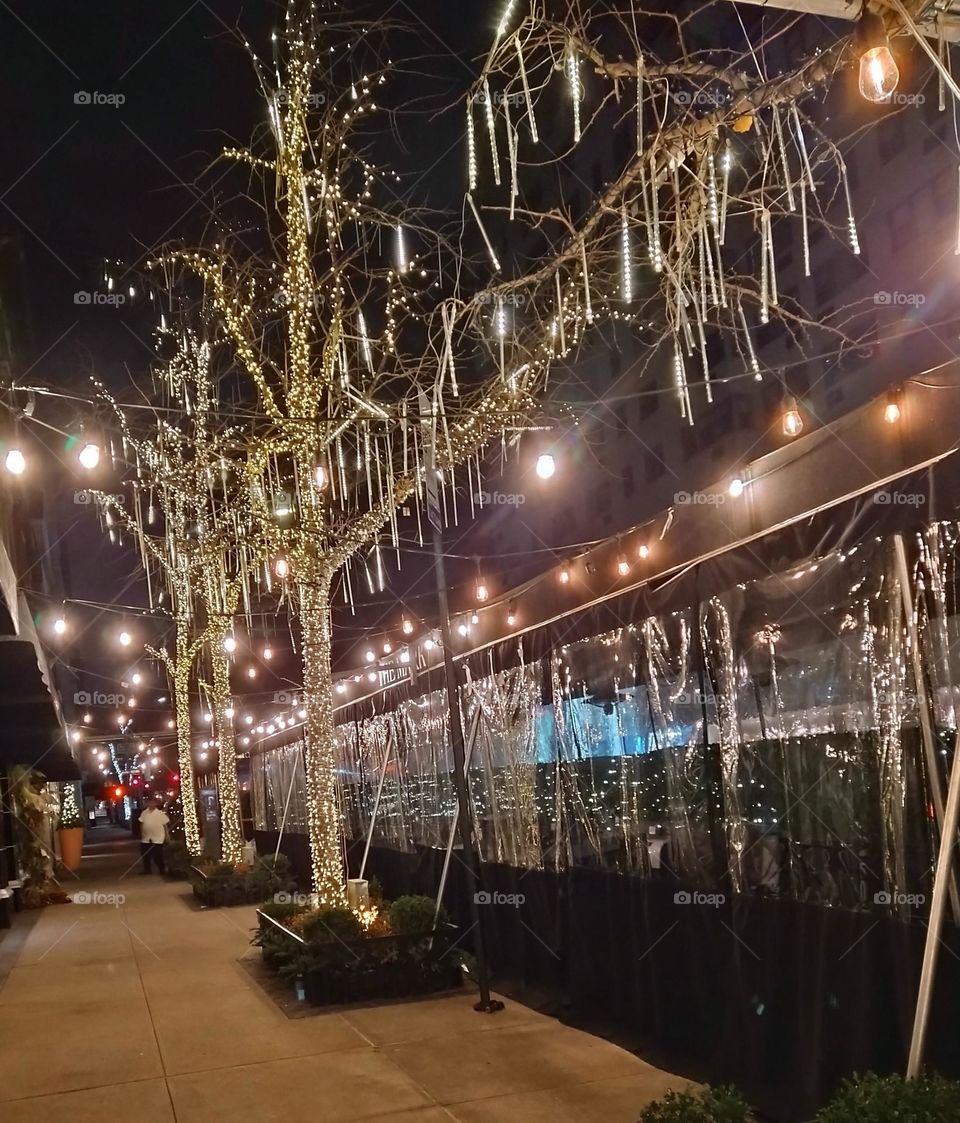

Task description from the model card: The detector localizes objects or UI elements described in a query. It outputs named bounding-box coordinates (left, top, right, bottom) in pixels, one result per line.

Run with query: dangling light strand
left=621, top=204, right=633, bottom=303
left=567, top=46, right=581, bottom=143
left=515, top=37, right=538, bottom=143
left=482, top=78, right=501, bottom=186
left=466, top=97, right=478, bottom=191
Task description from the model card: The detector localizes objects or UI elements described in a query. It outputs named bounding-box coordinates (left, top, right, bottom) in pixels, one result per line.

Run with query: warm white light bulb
left=859, top=45, right=899, bottom=103
left=53, top=616, right=67, bottom=635
left=262, top=646, right=273, bottom=660
left=365, top=649, right=375, bottom=663
left=5, top=448, right=25, bottom=475
left=402, top=618, right=413, bottom=635
left=274, top=556, right=289, bottom=579
left=79, top=442, right=100, bottom=470
left=729, top=477, right=745, bottom=498
left=224, top=635, right=237, bottom=653
left=476, top=582, right=488, bottom=602
left=119, top=631, right=131, bottom=647
left=535, top=453, right=556, bottom=480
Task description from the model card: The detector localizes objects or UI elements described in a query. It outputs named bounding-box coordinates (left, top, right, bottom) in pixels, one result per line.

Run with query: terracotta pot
left=58, top=827, right=84, bottom=871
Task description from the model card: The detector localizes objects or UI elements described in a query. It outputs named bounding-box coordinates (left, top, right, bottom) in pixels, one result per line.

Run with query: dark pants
left=140, top=841, right=165, bottom=874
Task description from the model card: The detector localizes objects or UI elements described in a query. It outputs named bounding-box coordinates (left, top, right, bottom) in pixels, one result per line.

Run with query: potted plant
left=815, top=1072, right=960, bottom=1121
left=57, top=783, right=85, bottom=871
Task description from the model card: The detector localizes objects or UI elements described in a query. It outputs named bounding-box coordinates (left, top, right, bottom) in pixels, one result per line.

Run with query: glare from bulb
left=224, top=706, right=235, bottom=719
left=53, top=616, right=67, bottom=635
left=884, top=399, right=902, bottom=424
left=729, top=477, right=745, bottom=498
left=118, top=631, right=132, bottom=647
left=458, top=622, right=469, bottom=636
left=638, top=544, right=650, bottom=560
left=365, top=649, right=375, bottom=663
left=314, top=462, right=328, bottom=488
left=476, top=582, right=488, bottom=602
left=274, top=555, right=289, bottom=579
left=262, top=646, right=273, bottom=660
left=560, top=565, right=570, bottom=584
left=424, top=637, right=436, bottom=651
left=5, top=448, right=25, bottom=475
left=535, top=452, right=556, bottom=480
left=400, top=649, right=410, bottom=664
left=382, top=641, right=392, bottom=654
left=131, top=672, right=142, bottom=685
left=78, top=442, right=101, bottom=470
left=247, top=666, right=257, bottom=678
left=336, top=681, right=347, bottom=694
left=223, top=635, right=237, bottom=653
left=402, top=618, right=413, bottom=635
left=617, top=555, right=630, bottom=577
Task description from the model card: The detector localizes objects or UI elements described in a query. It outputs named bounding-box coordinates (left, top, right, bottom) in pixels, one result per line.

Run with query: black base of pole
left=474, top=997, right=505, bottom=1014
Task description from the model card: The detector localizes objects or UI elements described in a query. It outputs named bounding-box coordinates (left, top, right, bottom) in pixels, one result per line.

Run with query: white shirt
left=140, top=807, right=170, bottom=845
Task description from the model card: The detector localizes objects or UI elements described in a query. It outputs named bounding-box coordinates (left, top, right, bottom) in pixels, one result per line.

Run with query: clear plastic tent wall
left=252, top=524, right=960, bottom=916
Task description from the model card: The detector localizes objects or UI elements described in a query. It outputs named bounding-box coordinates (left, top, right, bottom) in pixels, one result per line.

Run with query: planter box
left=255, top=910, right=462, bottom=1006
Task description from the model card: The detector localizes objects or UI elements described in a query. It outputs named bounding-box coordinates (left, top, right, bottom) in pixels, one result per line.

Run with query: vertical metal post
left=907, top=725, right=960, bottom=1077
left=893, top=534, right=960, bottom=924
left=359, top=729, right=394, bottom=882
left=434, top=707, right=480, bottom=925
left=432, top=523, right=503, bottom=1013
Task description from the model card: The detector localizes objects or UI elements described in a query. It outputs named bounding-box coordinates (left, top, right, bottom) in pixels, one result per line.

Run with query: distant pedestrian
left=139, top=797, right=170, bottom=875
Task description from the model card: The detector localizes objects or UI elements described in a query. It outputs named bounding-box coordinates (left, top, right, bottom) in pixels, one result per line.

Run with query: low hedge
left=191, top=854, right=296, bottom=907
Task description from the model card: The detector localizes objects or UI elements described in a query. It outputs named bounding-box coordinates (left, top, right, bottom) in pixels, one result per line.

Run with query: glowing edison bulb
left=402, top=617, right=413, bottom=635
left=782, top=397, right=803, bottom=438
left=506, top=605, right=517, bottom=627
left=476, top=581, right=489, bottom=602
left=313, top=462, right=328, bottom=489
left=638, top=543, right=650, bottom=560
left=856, top=11, right=898, bottom=103
left=860, top=46, right=899, bottom=103
left=118, top=631, right=132, bottom=647
left=247, top=666, right=257, bottom=678
left=617, top=554, right=630, bottom=577
left=729, top=477, right=745, bottom=498
left=559, top=565, right=570, bottom=584
left=223, top=636, right=237, bottom=653
left=78, top=442, right=100, bottom=470
left=5, top=448, right=25, bottom=475
left=884, top=390, right=902, bottom=424
left=262, top=645, right=273, bottom=661
left=274, top=555, right=289, bottom=579
left=53, top=616, right=67, bottom=635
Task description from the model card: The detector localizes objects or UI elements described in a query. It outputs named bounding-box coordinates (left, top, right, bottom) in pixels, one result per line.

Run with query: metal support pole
left=907, top=726, right=960, bottom=1076
left=273, top=748, right=302, bottom=864
left=432, top=522, right=503, bottom=1014
left=359, top=729, right=394, bottom=882
left=435, top=706, right=480, bottom=926
left=893, top=534, right=960, bottom=924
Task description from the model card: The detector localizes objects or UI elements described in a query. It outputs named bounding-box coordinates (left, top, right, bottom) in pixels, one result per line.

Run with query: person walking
left=139, top=797, right=170, bottom=875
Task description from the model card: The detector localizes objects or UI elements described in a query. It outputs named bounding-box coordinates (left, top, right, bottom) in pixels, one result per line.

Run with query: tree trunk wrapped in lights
left=210, top=646, right=243, bottom=866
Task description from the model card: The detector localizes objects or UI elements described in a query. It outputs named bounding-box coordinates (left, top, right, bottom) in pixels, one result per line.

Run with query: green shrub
left=638, top=1086, right=751, bottom=1123
left=258, top=898, right=306, bottom=925
left=247, top=853, right=295, bottom=898
left=815, top=1072, right=960, bottom=1122
left=388, top=894, right=444, bottom=935
left=301, top=906, right=364, bottom=946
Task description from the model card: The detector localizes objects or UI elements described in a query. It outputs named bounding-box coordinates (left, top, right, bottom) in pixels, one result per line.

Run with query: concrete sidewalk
left=0, top=827, right=690, bottom=1122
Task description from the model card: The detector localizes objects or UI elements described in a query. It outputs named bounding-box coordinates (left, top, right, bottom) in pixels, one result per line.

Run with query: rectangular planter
left=254, top=911, right=462, bottom=1005
left=191, top=867, right=268, bottom=908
